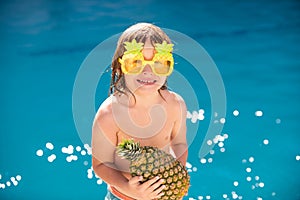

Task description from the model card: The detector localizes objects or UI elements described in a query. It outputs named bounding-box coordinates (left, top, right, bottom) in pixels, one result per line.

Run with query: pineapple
left=117, top=139, right=190, bottom=200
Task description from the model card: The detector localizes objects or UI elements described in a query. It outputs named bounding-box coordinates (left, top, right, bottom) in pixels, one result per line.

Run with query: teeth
left=138, top=79, right=155, bottom=84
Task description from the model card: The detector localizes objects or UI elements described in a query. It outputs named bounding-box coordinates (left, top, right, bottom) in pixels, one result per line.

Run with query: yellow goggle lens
left=153, top=60, right=172, bottom=75
left=124, top=59, right=143, bottom=73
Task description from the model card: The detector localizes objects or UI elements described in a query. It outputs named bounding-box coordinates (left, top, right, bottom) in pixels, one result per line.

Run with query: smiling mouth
left=137, top=79, right=157, bottom=85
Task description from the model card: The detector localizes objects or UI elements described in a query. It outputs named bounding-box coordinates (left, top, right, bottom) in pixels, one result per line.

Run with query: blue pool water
left=1, top=0, right=299, bottom=199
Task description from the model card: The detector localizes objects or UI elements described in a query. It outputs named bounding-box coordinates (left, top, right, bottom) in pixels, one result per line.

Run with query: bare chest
left=112, top=102, right=175, bottom=140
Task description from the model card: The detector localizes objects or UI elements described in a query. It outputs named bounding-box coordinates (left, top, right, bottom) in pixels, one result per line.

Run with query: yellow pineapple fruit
left=117, top=139, right=190, bottom=200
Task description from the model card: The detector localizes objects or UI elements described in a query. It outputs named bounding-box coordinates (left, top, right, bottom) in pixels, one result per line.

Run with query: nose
left=142, top=64, right=153, bottom=75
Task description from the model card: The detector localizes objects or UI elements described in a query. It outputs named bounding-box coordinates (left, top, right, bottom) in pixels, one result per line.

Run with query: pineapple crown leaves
left=116, top=139, right=142, bottom=160
left=123, top=39, right=144, bottom=55
left=154, top=41, right=174, bottom=54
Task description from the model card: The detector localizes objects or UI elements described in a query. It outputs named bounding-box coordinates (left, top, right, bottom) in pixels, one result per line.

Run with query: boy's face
left=124, top=38, right=167, bottom=95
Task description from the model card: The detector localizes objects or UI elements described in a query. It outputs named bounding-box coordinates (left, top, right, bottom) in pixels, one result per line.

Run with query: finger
left=151, top=185, right=165, bottom=199
left=151, top=181, right=165, bottom=195
left=141, top=176, right=160, bottom=189
left=149, top=179, right=164, bottom=192
left=128, top=176, right=143, bottom=185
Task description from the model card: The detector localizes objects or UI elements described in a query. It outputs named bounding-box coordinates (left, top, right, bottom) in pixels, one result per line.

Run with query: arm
left=170, top=94, right=188, bottom=166
left=92, top=113, right=129, bottom=191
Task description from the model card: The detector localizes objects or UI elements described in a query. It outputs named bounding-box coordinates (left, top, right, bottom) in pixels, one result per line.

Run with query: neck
left=125, top=90, right=163, bottom=108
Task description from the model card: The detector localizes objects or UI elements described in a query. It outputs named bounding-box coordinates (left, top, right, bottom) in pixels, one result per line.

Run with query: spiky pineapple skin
left=118, top=141, right=190, bottom=200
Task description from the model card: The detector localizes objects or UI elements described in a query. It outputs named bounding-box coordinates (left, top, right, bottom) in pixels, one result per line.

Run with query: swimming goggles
left=119, top=39, right=174, bottom=76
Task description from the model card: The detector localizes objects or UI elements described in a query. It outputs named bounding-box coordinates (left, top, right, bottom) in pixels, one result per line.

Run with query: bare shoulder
left=162, top=90, right=187, bottom=109
left=161, top=90, right=187, bottom=120
left=93, top=95, right=119, bottom=133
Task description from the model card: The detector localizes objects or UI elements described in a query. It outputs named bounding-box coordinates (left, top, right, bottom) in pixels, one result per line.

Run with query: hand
left=126, top=176, right=165, bottom=200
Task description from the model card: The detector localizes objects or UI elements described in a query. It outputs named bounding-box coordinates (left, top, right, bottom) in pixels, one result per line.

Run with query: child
left=92, top=22, right=188, bottom=200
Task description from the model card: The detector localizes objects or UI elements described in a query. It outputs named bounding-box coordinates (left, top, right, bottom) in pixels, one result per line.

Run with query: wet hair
left=109, top=23, right=172, bottom=97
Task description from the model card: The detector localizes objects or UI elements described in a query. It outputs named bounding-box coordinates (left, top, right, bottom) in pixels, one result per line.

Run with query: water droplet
left=186, top=111, right=192, bottom=119
left=218, top=142, right=224, bottom=148
left=12, top=180, right=18, bottom=186
left=220, top=118, right=226, bottom=124
left=258, top=182, right=264, bottom=187
left=6, top=181, right=11, bottom=187
left=191, top=111, right=198, bottom=123
left=218, top=135, right=225, bottom=142
left=207, top=140, right=212, bottom=146
left=223, top=134, right=229, bottom=139
left=16, top=175, right=21, bottom=181
left=263, top=139, right=269, bottom=145
left=68, top=145, right=74, bottom=154
left=46, top=142, right=54, bottom=150
left=198, top=114, right=205, bottom=120
left=200, top=158, right=207, bottom=164
left=186, top=162, right=192, bottom=169
left=76, top=146, right=82, bottom=152
left=233, top=110, right=239, bottom=116
left=233, top=181, right=239, bottom=186
left=36, top=149, right=43, bottom=157
left=255, top=110, right=263, bottom=117
left=87, top=173, right=93, bottom=179
left=249, top=157, right=254, bottom=163
left=66, top=156, right=72, bottom=162
left=72, top=155, right=78, bottom=161
left=48, top=154, right=56, bottom=162
left=97, top=179, right=103, bottom=185
left=246, top=167, right=252, bottom=173
left=232, top=192, right=238, bottom=199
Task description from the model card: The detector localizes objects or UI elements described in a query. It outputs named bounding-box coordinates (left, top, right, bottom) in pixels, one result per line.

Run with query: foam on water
left=35, top=142, right=103, bottom=185
left=255, top=110, right=263, bottom=117
left=0, top=174, right=22, bottom=189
